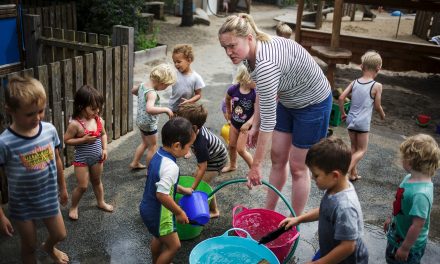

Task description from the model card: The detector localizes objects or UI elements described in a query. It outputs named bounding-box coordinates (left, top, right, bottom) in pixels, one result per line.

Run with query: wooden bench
left=143, top=1, right=164, bottom=20
left=311, top=45, right=352, bottom=89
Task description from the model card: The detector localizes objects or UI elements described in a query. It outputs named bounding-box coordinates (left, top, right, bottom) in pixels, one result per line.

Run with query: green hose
left=208, top=178, right=300, bottom=264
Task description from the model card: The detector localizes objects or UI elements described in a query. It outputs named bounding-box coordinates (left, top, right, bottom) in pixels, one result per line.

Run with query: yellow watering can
left=221, top=123, right=230, bottom=145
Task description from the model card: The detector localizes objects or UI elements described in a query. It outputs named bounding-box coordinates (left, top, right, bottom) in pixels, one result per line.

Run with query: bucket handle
left=232, top=205, right=248, bottom=219
left=208, top=178, right=300, bottom=264
left=222, top=227, right=253, bottom=240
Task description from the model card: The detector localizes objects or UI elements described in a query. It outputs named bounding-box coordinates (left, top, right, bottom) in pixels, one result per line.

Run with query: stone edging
left=134, top=44, right=167, bottom=66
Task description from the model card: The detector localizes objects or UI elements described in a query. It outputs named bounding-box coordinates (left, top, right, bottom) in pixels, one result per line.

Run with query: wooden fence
left=22, top=1, right=76, bottom=30
left=0, top=14, right=134, bottom=167
left=413, top=11, right=440, bottom=40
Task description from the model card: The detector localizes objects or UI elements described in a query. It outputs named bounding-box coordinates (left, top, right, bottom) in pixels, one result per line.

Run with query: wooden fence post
left=112, top=25, right=134, bottom=132
left=104, top=48, right=113, bottom=142
left=49, top=61, right=64, bottom=165
left=62, top=59, right=74, bottom=166
left=113, top=46, right=121, bottom=139
left=23, top=14, right=43, bottom=68
left=36, top=65, right=51, bottom=122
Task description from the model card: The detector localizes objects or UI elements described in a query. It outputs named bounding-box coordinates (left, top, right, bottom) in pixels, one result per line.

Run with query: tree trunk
left=181, top=0, right=194, bottom=27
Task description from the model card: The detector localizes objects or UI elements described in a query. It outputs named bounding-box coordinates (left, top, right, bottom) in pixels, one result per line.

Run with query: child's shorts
left=385, top=242, right=426, bottom=264
left=274, top=94, right=332, bottom=149
left=140, top=128, right=157, bottom=136
left=139, top=202, right=176, bottom=238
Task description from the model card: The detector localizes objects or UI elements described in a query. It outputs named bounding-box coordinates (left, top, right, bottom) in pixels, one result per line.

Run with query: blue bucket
left=179, top=191, right=209, bottom=225
left=190, top=228, right=280, bottom=264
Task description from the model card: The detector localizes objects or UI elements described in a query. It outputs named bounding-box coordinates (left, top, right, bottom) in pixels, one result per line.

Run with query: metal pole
left=396, top=12, right=402, bottom=38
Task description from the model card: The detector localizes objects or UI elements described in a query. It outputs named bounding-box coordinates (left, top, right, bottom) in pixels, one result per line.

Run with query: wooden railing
left=22, top=1, right=76, bottom=30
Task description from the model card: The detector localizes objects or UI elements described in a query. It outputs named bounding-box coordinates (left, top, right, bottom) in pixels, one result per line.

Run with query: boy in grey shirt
left=280, top=137, right=368, bottom=263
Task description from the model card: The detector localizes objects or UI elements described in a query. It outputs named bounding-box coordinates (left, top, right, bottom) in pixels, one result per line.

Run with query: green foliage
left=135, top=27, right=159, bottom=51
left=75, top=0, right=145, bottom=35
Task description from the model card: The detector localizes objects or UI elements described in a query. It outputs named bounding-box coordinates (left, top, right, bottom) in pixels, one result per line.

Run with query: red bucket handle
left=232, top=205, right=248, bottom=219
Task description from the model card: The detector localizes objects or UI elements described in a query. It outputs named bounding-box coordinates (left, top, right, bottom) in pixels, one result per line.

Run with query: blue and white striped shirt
left=245, top=37, right=331, bottom=132
left=0, top=122, right=61, bottom=220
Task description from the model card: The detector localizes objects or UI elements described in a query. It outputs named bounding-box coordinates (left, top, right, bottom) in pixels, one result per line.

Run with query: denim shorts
left=275, top=94, right=332, bottom=149
left=385, top=242, right=426, bottom=264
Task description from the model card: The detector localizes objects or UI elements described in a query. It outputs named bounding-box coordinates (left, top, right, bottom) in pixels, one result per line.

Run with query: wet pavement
left=1, top=4, right=440, bottom=264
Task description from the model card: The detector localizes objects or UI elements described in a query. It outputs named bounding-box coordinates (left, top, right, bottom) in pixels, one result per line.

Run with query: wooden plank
left=40, top=37, right=104, bottom=53
left=112, top=26, right=134, bottom=132
left=49, top=62, right=64, bottom=164
left=66, top=3, right=73, bottom=30
left=431, top=13, right=440, bottom=38
left=55, top=5, right=62, bottom=29
left=112, top=47, right=121, bottom=139
left=103, top=48, right=113, bottom=142
left=23, top=15, right=42, bottom=68
left=42, top=27, right=55, bottom=64
left=88, top=33, right=98, bottom=45
left=36, top=65, right=51, bottom=122
left=65, top=30, right=76, bottom=58
left=42, top=7, right=50, bottom=28
left=22, top=68, right=34, bottom=78
left=61, top=5, right=67, bottom=30
left=72, top=1, right=77, bottom=30
left=72, top=56, right=83, bottom=92
left=94, top=50, right=103, bottom=95
left=35, top=6, right=42, bottom=18
left=84, top=53, right=94, bottom=87
left=99, top=35, right=110, bottom=47
left=76, top=31, right=87, bottom=57
left=61, top=59, right=74, bottom=166
left=120, top=45, right=128, bottom=135
left=52, top=28, right=66, bottom=61
left=49, top=6, right=55, bottom=28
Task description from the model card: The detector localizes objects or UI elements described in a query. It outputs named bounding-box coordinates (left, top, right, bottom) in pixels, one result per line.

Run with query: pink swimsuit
left=72, top=116, right=104, bottom=167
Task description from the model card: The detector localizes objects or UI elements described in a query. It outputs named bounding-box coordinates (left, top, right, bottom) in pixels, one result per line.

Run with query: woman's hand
left=247, top=127, right=259, bottom=148
left=246, top=165, right=262, bottom=189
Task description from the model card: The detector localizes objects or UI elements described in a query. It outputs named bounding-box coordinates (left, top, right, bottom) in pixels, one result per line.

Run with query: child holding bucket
left=139, top=117, right=196, bottom=263
left=279, top=137, right=369, bottom=264
left=177, top=103, right=228, bottom=218
left=338, top=50, right=385, bottom=181
left=383, top=134, right=440, bottom=264
left=222, top=64, right=256, bottom=172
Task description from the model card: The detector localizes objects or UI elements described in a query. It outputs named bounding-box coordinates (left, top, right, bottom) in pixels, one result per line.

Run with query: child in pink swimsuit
left=64, top=85, right=113, bottom=220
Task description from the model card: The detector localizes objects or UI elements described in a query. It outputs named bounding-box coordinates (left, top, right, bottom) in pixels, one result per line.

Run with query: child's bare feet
left=68, top=207, right=79, bottom=220
left=97, top=202, right=114, bottom=212
left=210, top=210, right=220, bottom=219
left=221, top=165, right=237, bottom=173
left=41, top=243, right=69, bottom=264
left=129, top=163, right=146, bottom=170
left=349, top=174, right=362, bottom=181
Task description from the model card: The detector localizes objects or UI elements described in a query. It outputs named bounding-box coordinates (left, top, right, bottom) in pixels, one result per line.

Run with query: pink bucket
left=232, top=205, right=299, bottom=262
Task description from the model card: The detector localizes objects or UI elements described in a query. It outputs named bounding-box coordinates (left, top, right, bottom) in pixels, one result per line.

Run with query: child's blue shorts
left=274, top=94, right=332, bottom=149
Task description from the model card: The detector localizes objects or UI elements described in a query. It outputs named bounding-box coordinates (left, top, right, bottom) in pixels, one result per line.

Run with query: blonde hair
left=234, top=64, right=252, bottom=87
left=218, top=13, right=271, bottom=42
left=172, top=44, right=194, bottom=62
left=275, top=22, right=292, bottom=39
left=400, top=134, right=440, bottom=177
left=5, top=76, right=46, bottom=111
left=150, top=63, right=177, bottom=86
left=361, top=50, right=382, bottom=72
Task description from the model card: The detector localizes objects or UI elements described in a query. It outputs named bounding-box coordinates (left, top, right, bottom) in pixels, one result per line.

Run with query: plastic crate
left=329, top=101, right=350, bottom=127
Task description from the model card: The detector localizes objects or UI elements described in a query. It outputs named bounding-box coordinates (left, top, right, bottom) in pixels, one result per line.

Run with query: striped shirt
left=193, top=126, right=228, bottom=171
left=244, top=37, right=331, bottom=132
left=0, top=122, right=61, bottom=220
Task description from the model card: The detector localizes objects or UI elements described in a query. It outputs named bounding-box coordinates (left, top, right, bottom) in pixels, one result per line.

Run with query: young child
left=279, top=137, right=369, bottom=264
left=222, top=65, right=256, bottom=172
left=177, top=103, right=228, bottom=218
left=384, top=134, right=440, bottom=264
left=64, top=85, right=113, bottom=220
left=129, top=64, right=176, bottom=170
left=275, top=22, right=292, bottom=39
left=139, top=117, right=195, bottom=263
left=338, top=50, right=385, bottom=181
left=169, top=44, right=205, bottom=113
left=0, top=76, right=69, bottom=263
